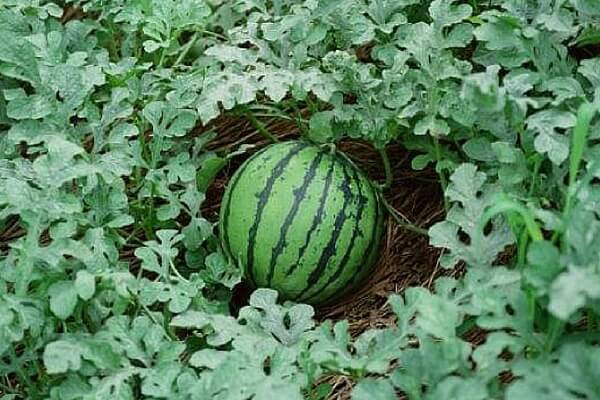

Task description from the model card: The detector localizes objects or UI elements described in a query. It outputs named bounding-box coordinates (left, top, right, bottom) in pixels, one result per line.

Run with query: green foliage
left=0, top=0, right=599, bottom=399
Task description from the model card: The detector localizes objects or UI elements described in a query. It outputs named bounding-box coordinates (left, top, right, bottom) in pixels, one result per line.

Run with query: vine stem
left=9, top=347, right=32, bottom=389
left=139, top=299, right=175, bottom=341
left=245, top=112, right=279, bottom=143
left=378, top=147, right=393, bottom=190
left=480, top=197, right=544, bottom=243
left=0, top=382, right=18, bottom=395
left=158, top=46, right=167, bottom=67
left=381, top=197, right=429, bottom=236
left=517, top=228, right=536, bottom=322
left=173, top=32, right=199, bottom=67
left=170, top=261, right=190, bottom=283
left=527, top=155, right=542, bottom=196
left=544, top=316, right=564, bottom=353
left=565, top=103, right=596, bottom=216
left=433, top=136, right=449, bottom=210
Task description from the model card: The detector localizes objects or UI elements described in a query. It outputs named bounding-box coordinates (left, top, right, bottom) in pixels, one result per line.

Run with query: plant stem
left=140, top=301, right=175, bottom=341
left=433, top=136, right=449, bottom=210
left=173, top=32, right=199, bottom=67
left=378, top=147, right=393, bottom=190
left=516, top=228, right=529, bottom=267
left=544, top=316, right=564, bottom=353
left=245, top=112, right=279, bottom=143
left=144, top=183, right=157, bottom=240
left=9, top=347, right=32, bottom=389
left=481, top=197, right=544, bottom=242
left=456, top=316, right=477, bottom=336
left=0, top=381, right=19, bottom=395
left=158, top=47, right=167, bottom=67
left=382, top=197, right=429, bottom=236
left=250, top=112, right=293, bottom=120
left=122, top=226, right=142, bottom=246
left=213, top=131, right=259, bottom=154
left=170, top=261, right=190, bottom=283
left=517, top=228, right=536, bottom=322
left=528, top=155, right=542, bottom=196
left=565, top=103, right=596, bottom=216
left=291, top=103, right=308, bottom=136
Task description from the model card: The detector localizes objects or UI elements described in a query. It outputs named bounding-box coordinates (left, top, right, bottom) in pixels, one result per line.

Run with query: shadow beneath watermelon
left=229, top=281, right=254, bottom=317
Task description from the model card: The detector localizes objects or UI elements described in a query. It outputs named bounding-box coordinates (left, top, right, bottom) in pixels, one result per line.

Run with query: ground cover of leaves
left=1, top=1, right=599, bottom=400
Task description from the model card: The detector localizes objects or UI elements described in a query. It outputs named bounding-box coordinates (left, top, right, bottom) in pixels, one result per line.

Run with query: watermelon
left=219, top=141, right=384, bottom=305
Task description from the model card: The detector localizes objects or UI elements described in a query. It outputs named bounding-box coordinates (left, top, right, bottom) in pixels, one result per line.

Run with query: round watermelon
left=219, top=141, right=384, bottom=305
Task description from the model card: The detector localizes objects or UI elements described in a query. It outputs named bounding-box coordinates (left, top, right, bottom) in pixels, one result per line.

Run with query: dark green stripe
left=246, top=142, right=308, bottom=285
left=349, top=186, right=382, bottom=286
left=221, top=146, right=271, bottom=260
left=286, top=158, right=335, bottom=277
left=267, top=151, right=325, bottom=285
left=301, top=165, right=368, bottom=302
left=295, top=160, right=354, bottom=301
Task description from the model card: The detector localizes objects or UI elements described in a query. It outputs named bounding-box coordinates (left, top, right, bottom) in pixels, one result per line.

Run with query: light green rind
left=219, top=141, right=383, bottom=305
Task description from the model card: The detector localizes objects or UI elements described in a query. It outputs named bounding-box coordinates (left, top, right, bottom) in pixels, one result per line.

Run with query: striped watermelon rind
left=219, top=141, right=384, bottom=305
